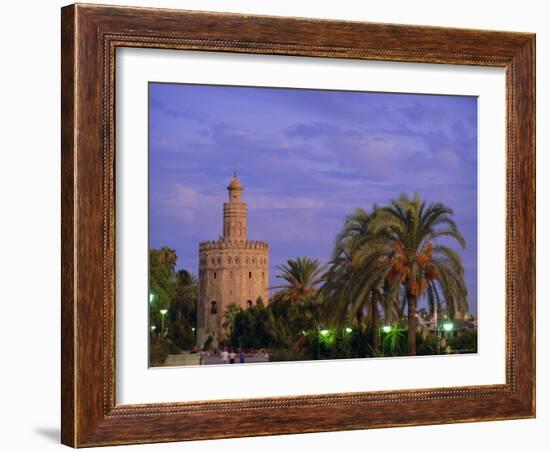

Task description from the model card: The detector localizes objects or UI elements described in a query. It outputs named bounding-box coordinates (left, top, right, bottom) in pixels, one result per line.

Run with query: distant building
left=197, top=174, right=269, bottom=348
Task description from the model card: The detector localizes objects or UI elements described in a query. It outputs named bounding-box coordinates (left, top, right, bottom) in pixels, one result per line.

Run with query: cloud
left=156, top=184, right=219, bottom=227
left=148, top=84, right=479, bottom=311
left=247, top=193, right=325, bottom=210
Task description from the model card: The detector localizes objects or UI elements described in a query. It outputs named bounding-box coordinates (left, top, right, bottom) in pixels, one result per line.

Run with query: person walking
left=239, top=349, right=245, bottom=364
left=229, top=348, right=236, bottom=364
left=221, top=347, right=229, bottom=364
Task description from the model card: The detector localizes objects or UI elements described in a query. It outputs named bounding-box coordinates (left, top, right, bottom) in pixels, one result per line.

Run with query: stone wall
left=197, top=241, right=269, bottom=347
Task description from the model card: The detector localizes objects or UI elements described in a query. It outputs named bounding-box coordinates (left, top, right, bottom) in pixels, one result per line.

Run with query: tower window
left=210, top=301, right=217, bottom=314
left=213, top=272, right=217, bottom=279
left=249, top=272, right=252, bottom=278
left=247, top=300, right=253, bottom=309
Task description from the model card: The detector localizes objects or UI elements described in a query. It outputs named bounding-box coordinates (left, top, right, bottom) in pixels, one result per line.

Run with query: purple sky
left=149, top=83, right=478, bottom=314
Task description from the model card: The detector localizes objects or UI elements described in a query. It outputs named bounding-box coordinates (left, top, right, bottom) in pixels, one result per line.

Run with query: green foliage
left=416, top=331, right=441, bottom=355
left=273, top=257, right=324, bottom=302
left=380, top=327, right=408, bottom=356
left=447, top=329, right=478, bottom=353
left=148, top=248, right=198, bottom=355
left=167, top=269, right=198, bottom=349
left=230, top=300, right=272, bottom=349
left=149, top=337, right=169, bottom=366
left=149, top=247, right=178, bottom=329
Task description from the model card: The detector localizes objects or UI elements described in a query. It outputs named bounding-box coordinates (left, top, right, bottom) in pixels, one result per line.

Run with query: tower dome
left=227, top=172, right=243, bottom=191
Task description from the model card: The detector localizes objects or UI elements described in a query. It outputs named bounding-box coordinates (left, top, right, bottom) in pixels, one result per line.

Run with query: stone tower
left=197, top=174, right=269, bottom=348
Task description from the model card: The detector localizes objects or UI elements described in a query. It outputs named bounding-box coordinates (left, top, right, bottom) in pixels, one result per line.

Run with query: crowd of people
left=198, top=347, right=270, bottom=365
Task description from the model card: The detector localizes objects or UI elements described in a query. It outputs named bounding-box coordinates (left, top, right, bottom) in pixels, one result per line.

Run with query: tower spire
left=224, top=173, right=246, bottom=238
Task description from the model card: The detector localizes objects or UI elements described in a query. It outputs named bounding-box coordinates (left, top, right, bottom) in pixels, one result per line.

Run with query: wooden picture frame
left=61, top=3, right=535, bottom=447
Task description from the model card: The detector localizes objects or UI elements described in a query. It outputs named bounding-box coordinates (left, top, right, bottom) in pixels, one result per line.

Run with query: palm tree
left=371, top=194, right=468, bottom=355
left=322, top=209, right=395, bottom=353
left=273, top=257, right=324, bottom=303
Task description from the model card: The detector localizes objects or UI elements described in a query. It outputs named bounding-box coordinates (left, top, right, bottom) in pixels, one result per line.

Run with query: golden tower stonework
left=197, top=174, right=269, bottom=348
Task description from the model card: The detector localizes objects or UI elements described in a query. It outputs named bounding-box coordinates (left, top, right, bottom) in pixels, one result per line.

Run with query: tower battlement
left=199, top=239, right=269, bottom=252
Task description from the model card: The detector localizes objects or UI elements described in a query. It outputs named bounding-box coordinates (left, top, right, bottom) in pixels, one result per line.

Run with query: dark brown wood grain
left=61, top=3, right=536, bottom=447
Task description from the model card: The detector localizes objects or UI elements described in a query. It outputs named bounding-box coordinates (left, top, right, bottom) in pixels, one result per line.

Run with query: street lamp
left=442, top=321, right=454, bottom=354
left=379, top=325, right=392, bottom=356
left=149, top=292, right=156, bottom=304
left=160, top=308, right=168, bottom=337
left=320, top=329, right=329, bottom=336
left=345, top=327, right=353, bottom=334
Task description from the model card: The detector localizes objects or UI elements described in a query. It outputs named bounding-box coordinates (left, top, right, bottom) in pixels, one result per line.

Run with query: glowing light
left=320, top=329, right=329, bottom=336
left=382, top=325, right=392, bottom=333
left=150, top=325, right=156, bottom=331
left=345, top=327, right=353, bottom=333
left=149, top=293, right=155, bottom=303
left=160, top=309, right=168, bottom=316
left=443, top=322, right=454, bottom=332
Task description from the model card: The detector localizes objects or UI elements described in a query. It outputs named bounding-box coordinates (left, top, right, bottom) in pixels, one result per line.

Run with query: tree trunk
left=407, top=294, right=417, bottom=355
left=356, top=308, right=364, bottom=357
left=371, top=291, right=379, bottom=353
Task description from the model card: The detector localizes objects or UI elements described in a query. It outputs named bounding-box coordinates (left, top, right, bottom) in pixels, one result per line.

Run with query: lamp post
left=160, top=308, right=168, bottom=338
left=318, top=329, right=329, bottom=359
left=380, top=325, right=391, bottom=355
left=442, top=321, right=454, bottom=353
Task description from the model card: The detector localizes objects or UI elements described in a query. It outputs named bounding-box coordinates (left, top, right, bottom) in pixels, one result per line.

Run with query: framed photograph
left=61, top=3, right=535, bottom=447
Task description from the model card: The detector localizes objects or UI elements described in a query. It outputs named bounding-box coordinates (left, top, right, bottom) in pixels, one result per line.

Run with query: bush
left=380, top=327, right=408, bottom=356
left=150, top=338, right=169, bottom=366
left=167, top=321, right=194, bottom=350
left=230, top=307, right=271, bottom=349
left=448, top=329, right=477, bottom=353
left=416, top=331, right=440, bottom=355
